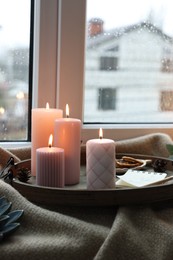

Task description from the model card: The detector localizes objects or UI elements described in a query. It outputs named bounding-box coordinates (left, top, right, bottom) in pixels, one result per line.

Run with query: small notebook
left=116, top=169, right=167, bottom=188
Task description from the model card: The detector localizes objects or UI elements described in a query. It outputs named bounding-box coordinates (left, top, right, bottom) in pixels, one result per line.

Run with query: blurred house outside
left=84, top=19, right=173, bottom=123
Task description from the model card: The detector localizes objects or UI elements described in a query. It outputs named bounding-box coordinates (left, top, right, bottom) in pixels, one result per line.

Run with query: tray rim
left=12, top=153, right=173, bottom=207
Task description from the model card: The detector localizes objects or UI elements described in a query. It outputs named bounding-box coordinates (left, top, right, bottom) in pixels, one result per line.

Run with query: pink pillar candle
left=86, top=131, right=115, bottom=190
left=54, top=117, right=81, bottom=185
left=36, top=146, right=65, bottom=188
left=31, top=104, right=63, bottom=176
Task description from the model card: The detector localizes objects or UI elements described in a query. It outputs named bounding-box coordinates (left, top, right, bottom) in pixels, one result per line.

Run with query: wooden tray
left=12, top=154, right=173, bottom=207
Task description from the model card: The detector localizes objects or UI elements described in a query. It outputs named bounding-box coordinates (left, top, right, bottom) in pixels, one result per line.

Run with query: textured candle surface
left=31, top=108, right=63, bottom=176
left=36, top=147, right=64, bottom=187
left=54, top=118, right=81, bottom=185
left=86, top=139, right=116, bottom=190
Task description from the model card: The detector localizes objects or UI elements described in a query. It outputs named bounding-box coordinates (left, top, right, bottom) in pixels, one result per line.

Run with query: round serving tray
left=12, top=154, right=173, bottom=207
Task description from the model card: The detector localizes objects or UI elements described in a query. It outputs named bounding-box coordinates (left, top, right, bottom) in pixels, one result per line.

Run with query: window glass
left=0, top=0, right=32, bottom=141
left=84, top=0, right=173, bottom=124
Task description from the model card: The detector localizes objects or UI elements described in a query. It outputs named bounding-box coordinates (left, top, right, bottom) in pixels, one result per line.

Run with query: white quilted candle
left=86, top=129, right=116, bottom=190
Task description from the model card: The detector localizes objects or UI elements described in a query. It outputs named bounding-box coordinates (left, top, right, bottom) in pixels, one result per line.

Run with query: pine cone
left=17, top=168, right=31, bottom=182
left=152, top=159, right=167, bottom=172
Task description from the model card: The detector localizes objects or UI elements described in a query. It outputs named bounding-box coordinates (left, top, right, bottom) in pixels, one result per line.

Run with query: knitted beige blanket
left=0, top=133, right=173, bottom=260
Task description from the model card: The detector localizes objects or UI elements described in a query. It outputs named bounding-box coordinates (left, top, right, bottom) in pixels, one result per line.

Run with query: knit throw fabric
left=0, top=133, right=173, bottom=260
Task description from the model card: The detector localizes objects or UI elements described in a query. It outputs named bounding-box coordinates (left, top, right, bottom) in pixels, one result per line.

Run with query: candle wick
left=66, top=115, right=69, bottom=118
left=49, top=144, right=52, bottom=148
left=100, top=136, right=103, bottom=140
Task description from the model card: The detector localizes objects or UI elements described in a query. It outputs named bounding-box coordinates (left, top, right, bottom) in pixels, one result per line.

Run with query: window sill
left=0, top=142, right=31, bottom=149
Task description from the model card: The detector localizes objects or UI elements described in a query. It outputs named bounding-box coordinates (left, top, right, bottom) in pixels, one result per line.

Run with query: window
left=100, top=57, right=119, bottom=71
left=84, top=0, right=173, bottom=125
left=161, top=58, right=173, bottom=73
left=35, top=0, right=173, bottom=144
left=98, top=88, right=116, bottom=110
left=161, top=47, right=173, bottom=72
left=160, top=91, right=173, bottom=111
left=0, top=0, right=33, bottom=142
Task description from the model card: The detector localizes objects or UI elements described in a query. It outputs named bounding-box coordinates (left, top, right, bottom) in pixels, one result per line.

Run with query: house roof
left=87, top=21, right=173, bottom=49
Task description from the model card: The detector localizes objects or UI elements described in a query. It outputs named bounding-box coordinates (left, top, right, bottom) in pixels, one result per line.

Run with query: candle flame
left=48, top=134, right=53, bottom=148
left=46, top=102, right=49, bottom=109
left=66, top=104, right=69, bottom=118
left=99, top=128, right=103, bottom=139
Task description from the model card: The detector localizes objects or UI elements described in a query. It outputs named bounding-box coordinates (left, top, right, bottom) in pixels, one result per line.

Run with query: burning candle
left=36, top=134, right=65, bottom=187
left=86, top=128, right=115, bottom=190
left=54, top=104, right=81, bottom=185
left=31, top=103, right=63, bottom=176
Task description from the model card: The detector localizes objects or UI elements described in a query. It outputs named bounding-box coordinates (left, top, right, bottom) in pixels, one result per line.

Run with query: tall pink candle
left=36, top=135, right=65, bottom=187
left=31, top=103, right=63, bottom=176
left=86, top=128, right=116, bottom=190
left=54, top=104, right=81, bottom=185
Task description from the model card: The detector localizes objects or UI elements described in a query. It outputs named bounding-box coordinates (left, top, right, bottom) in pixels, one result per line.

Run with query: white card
left=116, top=169, right=167, bottom=187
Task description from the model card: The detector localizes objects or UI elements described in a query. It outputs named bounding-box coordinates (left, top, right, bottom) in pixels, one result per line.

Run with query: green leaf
left=166, top=144, right=173, bottom=155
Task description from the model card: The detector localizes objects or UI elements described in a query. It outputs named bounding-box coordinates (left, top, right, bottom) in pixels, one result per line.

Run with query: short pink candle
left=86, top=128, right=116, bottom=190
left=36, top=135, right=65, bottom=187
left=54, top=104, right=81, bottom=185
left=31, top=103, right=63, bottom=176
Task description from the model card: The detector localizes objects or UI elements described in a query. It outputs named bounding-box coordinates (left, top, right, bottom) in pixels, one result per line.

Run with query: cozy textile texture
left=116, top=132, right=173, bottom=157
left=0, top=133, right=173, bottom=260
